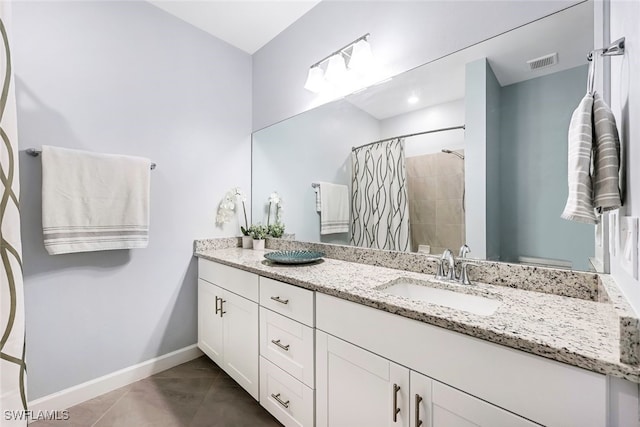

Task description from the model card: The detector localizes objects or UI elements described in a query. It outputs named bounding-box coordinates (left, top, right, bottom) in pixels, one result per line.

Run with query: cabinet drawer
left=199, top=259, right=258, bottom=302
left=260, top=277, right=314, bottom=326
left=260, top=356, right=314, bottom=427
left=260, top=307, right=314, bottom=387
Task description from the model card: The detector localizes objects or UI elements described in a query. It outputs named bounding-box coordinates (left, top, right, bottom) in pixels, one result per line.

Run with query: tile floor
left=32, top=356, right=282, bottom=427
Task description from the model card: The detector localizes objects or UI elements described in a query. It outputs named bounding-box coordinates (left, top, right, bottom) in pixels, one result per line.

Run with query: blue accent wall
left=499, top=64, right=593, bottom=270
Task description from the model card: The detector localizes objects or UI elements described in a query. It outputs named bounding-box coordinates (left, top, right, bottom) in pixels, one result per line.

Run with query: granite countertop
left=195, top=247, right=640, bottom=382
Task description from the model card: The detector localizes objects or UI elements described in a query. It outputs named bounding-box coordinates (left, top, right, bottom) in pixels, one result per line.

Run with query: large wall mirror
left=253, top=2, right=597, bottom=271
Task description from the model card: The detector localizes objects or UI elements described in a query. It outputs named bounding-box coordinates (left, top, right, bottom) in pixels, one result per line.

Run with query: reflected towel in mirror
left=315, top=182, right=349, bottom=234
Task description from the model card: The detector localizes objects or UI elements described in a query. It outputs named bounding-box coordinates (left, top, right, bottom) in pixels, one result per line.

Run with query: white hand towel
left=592, top=92, right=622, bottom=212
left=314, top=187, right=322, bottom=213
left=561, top=93, right=598, bottom=224
left=41, top=146, right=151, bottom=255
left=317, top=182, right=349, bottom=234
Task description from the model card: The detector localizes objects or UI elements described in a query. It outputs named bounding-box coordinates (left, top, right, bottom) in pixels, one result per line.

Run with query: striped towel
left=41, top=146, right=151, bottom=255
left=592, top=92, right=622, bottom=212
left=314, top=187, right=322, bottom=213
left=316, top=182, right=349, bottom=234
left=561, top=93, right=598, bottom=224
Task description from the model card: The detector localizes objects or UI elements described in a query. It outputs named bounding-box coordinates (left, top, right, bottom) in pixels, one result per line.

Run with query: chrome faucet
left=436, top=249, right=456, bottom=281
left=434, top=245, right=475, bottom=285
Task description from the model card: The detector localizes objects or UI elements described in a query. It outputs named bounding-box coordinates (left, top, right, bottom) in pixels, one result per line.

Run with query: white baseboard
left=28, top=344, right=203, bottom=414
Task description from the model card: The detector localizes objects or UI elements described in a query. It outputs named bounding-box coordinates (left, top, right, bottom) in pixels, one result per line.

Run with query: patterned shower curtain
left=0, top=3, right=28, bottom=425
left=351, top=138, right=410, bottom=251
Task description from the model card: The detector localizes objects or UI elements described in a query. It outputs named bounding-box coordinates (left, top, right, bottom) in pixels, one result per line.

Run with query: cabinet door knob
left=271, top=393, right=290, bottom=409
left=271, top=339, right=290, bottom=351
left=393, top=383, right=401, bottom=422
left=415, top=394, right=423, bottom=427
left=270, top=296, right=289, bottom=305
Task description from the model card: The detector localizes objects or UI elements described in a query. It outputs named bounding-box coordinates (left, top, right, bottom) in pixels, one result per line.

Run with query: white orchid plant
left=267, top=192, right=285, bottom=238
left=216, top=187, right=250, bottom=236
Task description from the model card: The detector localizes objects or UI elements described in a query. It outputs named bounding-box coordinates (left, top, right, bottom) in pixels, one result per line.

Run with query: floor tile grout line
left=89, top=387, right=132, bottom=427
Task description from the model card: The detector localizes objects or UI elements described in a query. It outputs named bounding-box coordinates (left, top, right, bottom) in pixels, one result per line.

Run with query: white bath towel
left=561, top=93, right=598, bottom=224
left=41, top=146, right=151, bottom=255
left=592, top=92, right=622, bottom=212
left=316, top=182, right=349, bottom=234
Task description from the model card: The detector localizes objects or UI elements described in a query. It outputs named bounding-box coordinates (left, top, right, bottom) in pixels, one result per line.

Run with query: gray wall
left=499, top=65, right=592, bottom=270
left=252, top=1, right=582, bottom=131
left=14, top=1, right=252, bottom=399
left=252, top=100, right=379, bottom=244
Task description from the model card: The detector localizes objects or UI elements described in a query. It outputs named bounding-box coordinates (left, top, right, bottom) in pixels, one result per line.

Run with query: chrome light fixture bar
left=304, top=33, right=372, bottom=93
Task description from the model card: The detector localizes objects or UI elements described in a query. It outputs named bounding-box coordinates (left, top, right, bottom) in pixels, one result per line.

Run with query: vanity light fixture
left=324, top=53, right=347, bottom=83
left=303, top=33, right=372, bottom=93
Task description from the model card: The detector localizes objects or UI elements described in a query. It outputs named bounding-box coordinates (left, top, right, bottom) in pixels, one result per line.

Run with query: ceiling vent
left=526, top=53, right=559, bottom=71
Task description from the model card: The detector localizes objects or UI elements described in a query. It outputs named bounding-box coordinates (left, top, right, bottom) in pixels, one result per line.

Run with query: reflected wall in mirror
left=253, top=2, right=596, bottom=271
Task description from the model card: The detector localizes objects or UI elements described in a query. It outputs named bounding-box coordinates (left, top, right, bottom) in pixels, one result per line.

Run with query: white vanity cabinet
left=197, top=259, right=616, bottom=427
left=197, top=259, right=259, bottom=400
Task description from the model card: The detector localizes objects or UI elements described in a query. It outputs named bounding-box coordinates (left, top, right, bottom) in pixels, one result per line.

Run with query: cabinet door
left=316, top=330, right=410, bottom=427
left=410, top=371, right=433, bottom=427
left=222, top=289, right=259, bottom=400
left=197, top=279, right=224, bottom=366
left=431, top=380, right=538, bottom=427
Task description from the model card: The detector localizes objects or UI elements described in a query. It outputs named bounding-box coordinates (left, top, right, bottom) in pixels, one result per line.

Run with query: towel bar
left=588, top=37, right=625, bottom=61
left=26, top=148, right=157, bottom=170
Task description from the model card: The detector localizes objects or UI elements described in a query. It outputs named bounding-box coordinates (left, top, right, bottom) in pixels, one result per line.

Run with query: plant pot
left=252, top=239, right=265, bottom=250
left=242, top=236, right=253, bottom=249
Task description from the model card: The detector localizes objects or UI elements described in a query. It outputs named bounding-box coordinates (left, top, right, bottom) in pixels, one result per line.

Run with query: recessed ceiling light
left=408, top=95, right=419, bottom=104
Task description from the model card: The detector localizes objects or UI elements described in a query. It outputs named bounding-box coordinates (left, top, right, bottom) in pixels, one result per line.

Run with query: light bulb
left=304, top=66, right=325, bottom=93
left=408, top=95, right=419, bottom=104
left=325, top=53, right=347, bottom=84
left=348, top=39, right=373, bottom=72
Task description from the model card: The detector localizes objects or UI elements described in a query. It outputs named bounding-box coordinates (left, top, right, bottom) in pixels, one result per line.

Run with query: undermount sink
left=378, top=279, right=500, bottom=316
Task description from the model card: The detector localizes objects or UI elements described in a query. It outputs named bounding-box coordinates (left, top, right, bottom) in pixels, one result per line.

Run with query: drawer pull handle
left=270, top=296, right=289, bottom=305
left=215, top=296, right=221, bottom=315
left=271, top=339, right=290, bottom=351
left=271, top=393, right=290, bottom=409
left=393, top=383, right=401, bottom=422
left=415, top=394, right=423, bottom=427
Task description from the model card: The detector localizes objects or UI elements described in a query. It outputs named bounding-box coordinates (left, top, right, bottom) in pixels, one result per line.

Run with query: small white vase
left=242, top=236, right=253, bottom=249
left=252, top=239, right=265, bottom=250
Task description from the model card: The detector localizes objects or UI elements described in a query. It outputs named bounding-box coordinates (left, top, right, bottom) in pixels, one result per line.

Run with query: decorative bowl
left=264, top=250, right=326, bottom=265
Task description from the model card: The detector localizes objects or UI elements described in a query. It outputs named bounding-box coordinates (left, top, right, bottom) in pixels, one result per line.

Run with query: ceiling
left=346, top=1, right=593, bottom=120
left=148, top=0, right=321, bottom=54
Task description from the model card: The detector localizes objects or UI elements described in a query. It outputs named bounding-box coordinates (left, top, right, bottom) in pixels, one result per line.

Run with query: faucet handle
left=458, top=259, right=479, bottom=285
left=458, top=244, right=470, bottom=258
left=435, top=249, right=453, bottom=280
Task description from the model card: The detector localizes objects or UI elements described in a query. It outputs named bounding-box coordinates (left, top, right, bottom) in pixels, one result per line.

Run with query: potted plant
left=248, top=224, right=268, bottom=250
left=268, top=223, right=285, bottom=238
left=266, top=192, right=285, bottom=239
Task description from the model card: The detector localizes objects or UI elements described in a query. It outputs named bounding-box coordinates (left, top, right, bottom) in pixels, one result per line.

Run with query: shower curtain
left=0, top=3, right=28, bottom=425
left=351, top=138, right=410, bottom=251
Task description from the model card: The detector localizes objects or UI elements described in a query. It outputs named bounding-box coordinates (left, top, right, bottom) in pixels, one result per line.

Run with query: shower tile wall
left=406, top=150, right=465, bottom=254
